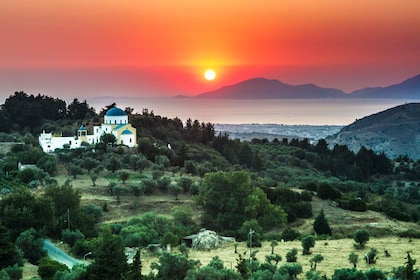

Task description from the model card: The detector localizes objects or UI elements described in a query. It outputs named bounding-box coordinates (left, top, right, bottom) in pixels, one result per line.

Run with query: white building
left=39, top=107, right=137, bottom=153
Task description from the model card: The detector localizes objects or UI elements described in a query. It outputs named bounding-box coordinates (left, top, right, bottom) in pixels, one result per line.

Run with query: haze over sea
left=87, top=97, right=416, bottom=126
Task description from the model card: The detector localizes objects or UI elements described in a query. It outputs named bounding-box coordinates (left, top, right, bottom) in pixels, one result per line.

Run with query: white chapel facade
left=39, top=107, right=137, bottom=153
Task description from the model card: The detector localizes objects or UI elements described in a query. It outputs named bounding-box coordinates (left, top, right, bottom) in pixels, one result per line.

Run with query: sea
left=86, top=97, right=418, bottom=140
left=87, top=97, right=417, bottom=125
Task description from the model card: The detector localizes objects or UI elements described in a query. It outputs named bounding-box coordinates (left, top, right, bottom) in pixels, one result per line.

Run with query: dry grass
left=31, top=170, right=420, bottom=279
left=141, top=237, right=419, bottom=278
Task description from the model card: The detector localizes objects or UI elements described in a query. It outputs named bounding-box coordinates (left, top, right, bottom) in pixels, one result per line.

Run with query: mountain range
left=193, top=74, right=420, bottom=99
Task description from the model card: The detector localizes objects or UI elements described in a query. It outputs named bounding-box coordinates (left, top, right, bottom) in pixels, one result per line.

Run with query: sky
left=1, top=0, right=420, bottom=100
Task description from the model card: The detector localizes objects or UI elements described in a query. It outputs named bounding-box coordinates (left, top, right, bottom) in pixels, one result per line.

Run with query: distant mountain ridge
left=326, top=103, right=420, bottom=160
left=193, top=74, right=420, bottom=99
left=196, top=78, right=345, bottom=99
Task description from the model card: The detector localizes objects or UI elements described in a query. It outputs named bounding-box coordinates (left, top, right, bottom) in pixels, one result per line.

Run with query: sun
left=204, top=69, right=216, bottom=80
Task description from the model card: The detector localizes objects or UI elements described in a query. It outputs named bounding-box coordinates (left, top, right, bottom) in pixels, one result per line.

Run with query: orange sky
left=1, top=0, right=420, bottom=98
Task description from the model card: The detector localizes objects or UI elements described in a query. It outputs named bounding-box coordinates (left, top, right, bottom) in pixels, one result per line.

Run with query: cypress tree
left=313, top=209, right=332, bottom=236
left=87, top=228, right=128, bottom=280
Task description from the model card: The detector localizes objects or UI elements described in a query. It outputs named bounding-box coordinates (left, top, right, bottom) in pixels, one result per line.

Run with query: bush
left=286, top=248, right=298, bottom=262
left=317, top=183, right=341, bottom=200
left=398, top=229, right=420, bottom=238
left=62, top=229, right=85, bottom=247
left=353, top=229, right=370, bottom=248
left=2, top=264, right=23, bottom=280
left=38, top=257, right=69, bottom=280
left=281, top=228, right=301, bottom=241
left=301, top=235, right=315, bottom=255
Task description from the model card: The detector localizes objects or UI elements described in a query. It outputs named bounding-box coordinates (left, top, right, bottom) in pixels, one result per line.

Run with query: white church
left=39, top=107, right=137, bottom=153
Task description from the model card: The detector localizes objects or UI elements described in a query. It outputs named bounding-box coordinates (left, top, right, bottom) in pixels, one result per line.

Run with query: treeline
left=285, top=138, right=393, bottom=181
left=0, top=91, right=96, bottom=133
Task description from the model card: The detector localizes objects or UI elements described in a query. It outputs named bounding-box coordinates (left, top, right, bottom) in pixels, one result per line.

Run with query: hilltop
left=327, top=103, right=420, bottom=160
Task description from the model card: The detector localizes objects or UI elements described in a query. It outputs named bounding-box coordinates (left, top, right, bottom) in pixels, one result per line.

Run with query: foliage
left=119, top=212, right=171, bottom=247
left=331, top=268, right=367, bottom=280
left=185, top=265, right=242, bottom=280
left=348, top=252, right=359, bottom=268
left=2, top=264, right=23, bottom=280
left=365, top=248, right=378, bottom=264
left=86, top=228, right=128, bottom=280
left=0, top=225, right=23, bottom=269
left=286, top=248, right=298, bottom=263
left=316, top=182, right=342, bottom=200
left=161, top=232, right=179, bottom=248
left=150, top=252, right=199, bottom=280
left=309, top=254, right=324, bottom=270
left=364, top=268, right=386, bottom=280
left=301, top=235, right=315, bottom=255
left=197, top=171, right=286, bottom=235
left=277, top=263, right=303, bottom=279
left=235, top=252, right=251, bottom=279
left=126, top=249, right=142, bottom=280
left=37, top=257, right=69, bottom=280
left=15, top=228, right=47, bottom=265
left=281, top=228, right=301, bottom=241
left=0, top=189, right=55, bottom=240
left=313, top=209, right=332, bottom=236
left=353, top=229, right=370, bottom=248
left=61, top=229, right=85, bottom=247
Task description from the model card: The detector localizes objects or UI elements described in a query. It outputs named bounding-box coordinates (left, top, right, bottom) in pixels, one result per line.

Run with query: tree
left=82, top=158, right=99, bottom=174
left=278, top=263, right=303, bottom=279
left=332, top=268, right=367, bottom=280
left=90, top=173, right=98, bottom=186
left=0, top=189, right=55, bottom=240
left=365, top=268, right=386, bottom=280
left=310, top=254, right=324, bottom=270
left=403, top=252, right=416, bottom=280
left=126, top=249, right=142, bottom=280
left=67, top=162, right=83, bottom=179
left=270, top=240, right=279, bottom=254
left=168, top=181, right=183, bottom=200
left=118, top=171, right=130, bottom=184
left=286, top=248, right=298, bottom=263
left=37, top=257, right=69, bottom=280
left=353, top=229, right=370, bottom=248
left=197, top=171, right=286, bottom=234
left=15, top=228, right=47, bottom=265
left=301, top=235, right=315, bottom=255
left=150, top=252, right=199, bottom=280
left=348, top=252, right=359, bottom=268
left=161, top=232, right=179, bottom=248
left=44, top=184, right=81, bottom=231
left=235, top=252, right=250, bottom=279
left=86, top=228, right=128, bottom=280
left=106, top=156, right=122, bottom=173
left=365, top=248, right=378, bottom=264
left=0, top=225, right=22, bottom=269
left=67, top=98, right=95, bottom=120
left=197, top=171, right=253, bottom=232
left=313, top=209, right=332, bottom=236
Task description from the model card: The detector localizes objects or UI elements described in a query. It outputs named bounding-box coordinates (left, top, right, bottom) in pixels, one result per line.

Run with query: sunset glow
left=1, top=1, right=419, bottom=99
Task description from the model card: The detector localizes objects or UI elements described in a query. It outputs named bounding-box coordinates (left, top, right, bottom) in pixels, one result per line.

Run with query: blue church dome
left=121, top=129, right=133, bottom=135
left=106, top=107, right=126, bottom=116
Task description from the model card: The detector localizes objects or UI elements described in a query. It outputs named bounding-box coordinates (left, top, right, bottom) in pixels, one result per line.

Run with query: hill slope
left=327, top=103, right=420, bottom=159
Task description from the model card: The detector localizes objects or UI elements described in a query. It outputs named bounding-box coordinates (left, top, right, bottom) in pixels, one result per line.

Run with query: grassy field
left=29, top=170, right=420, bottom=279
left=141, top=237, right=419, bottom=278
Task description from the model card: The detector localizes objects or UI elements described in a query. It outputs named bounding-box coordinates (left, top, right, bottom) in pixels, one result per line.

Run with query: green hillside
left=0, top=92, right=419, bottom=279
